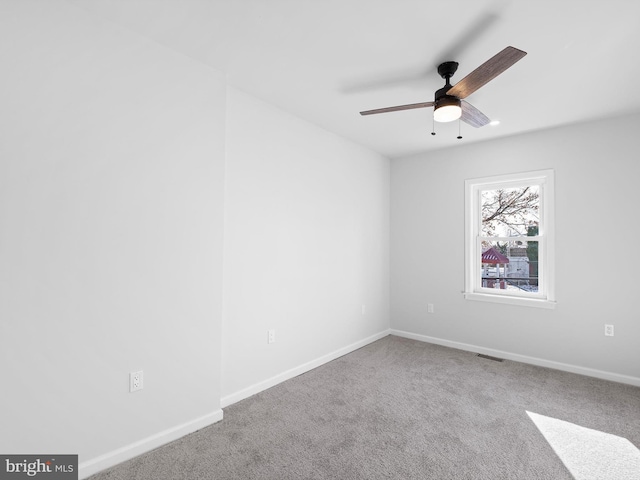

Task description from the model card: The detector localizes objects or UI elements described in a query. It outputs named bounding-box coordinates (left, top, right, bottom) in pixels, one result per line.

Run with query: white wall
left=391, top=113, right=640, bottom=382
left=0, top=2, right=226, bottom=475
left=222, top=88, right=390, bottom=402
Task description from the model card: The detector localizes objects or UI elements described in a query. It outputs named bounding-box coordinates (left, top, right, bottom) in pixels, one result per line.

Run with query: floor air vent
left=477, top=353, right=504, bottom=362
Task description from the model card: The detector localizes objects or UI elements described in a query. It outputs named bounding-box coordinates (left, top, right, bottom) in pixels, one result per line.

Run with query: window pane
left=481, top=185, right=539, bottom=237
left=480, top=240, right=538, bottom=293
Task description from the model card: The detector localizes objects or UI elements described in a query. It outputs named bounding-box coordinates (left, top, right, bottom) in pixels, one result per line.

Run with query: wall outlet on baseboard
left=130, top=370, right=143, bottom=392
left=268, top=329, right=276, bottom=344
left=604, top=324, right=614, bottom=337
left=427, top=304, right=434, bottom=314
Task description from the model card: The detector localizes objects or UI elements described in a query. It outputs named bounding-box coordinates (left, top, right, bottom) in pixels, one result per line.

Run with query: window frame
left=464, top=169, right=556, bottom=309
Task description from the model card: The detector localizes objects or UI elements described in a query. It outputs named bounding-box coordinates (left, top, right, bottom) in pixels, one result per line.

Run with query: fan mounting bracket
left=437, top=61, right=459, bottom=80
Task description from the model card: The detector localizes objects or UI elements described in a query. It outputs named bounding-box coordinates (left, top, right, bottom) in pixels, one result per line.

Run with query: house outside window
left=464, top=169, right=555, bottom=308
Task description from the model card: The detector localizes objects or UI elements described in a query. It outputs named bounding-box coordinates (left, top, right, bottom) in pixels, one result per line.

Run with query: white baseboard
left=390, top=329, right=640, bottom=388
left=78, top=409, right=224, bottom=479
left=221, top=329, right=391, bottom=408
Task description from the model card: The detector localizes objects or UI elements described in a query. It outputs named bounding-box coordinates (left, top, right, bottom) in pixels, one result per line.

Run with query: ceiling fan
left=360, top=46, right=527, bottom=128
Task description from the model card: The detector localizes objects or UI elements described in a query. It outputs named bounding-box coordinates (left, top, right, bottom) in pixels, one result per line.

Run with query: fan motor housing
left=434, top=94, right=461, bottom=111
left=435, top=85, right=450, bottom=100
left=435, top=85, right=459, bottom=104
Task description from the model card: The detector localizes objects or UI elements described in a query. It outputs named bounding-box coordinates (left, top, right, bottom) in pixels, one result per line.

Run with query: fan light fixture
left=434, top=97, right=462, bottom=123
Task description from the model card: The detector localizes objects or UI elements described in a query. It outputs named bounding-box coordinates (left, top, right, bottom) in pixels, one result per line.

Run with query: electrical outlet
left=361, top=304, right=366, bottom=315
left=268, top=329, right=276, bottom=344
left=427, top=304, right=434, bottom=314
left=130, top=370, right=143, bottom=393
left=604, top=324, right=614, bottom=337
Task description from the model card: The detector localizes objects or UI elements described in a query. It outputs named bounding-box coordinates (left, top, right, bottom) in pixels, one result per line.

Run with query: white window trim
left=464, top=169, right=556, bottom=309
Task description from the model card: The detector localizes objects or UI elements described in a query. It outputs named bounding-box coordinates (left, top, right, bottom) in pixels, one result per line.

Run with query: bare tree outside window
left=481, top=186, right=539, bottom=237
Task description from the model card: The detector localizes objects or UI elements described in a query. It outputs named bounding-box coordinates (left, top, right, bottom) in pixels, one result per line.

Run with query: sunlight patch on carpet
left=527, top=411, right=640, bottom=480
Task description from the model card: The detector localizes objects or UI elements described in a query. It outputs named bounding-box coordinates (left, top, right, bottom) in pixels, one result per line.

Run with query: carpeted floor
left=89, top=335, right=640, bottom=480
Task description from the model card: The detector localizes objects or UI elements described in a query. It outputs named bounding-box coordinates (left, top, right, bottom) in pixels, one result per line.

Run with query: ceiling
left=67, top=0, right=640, bottom=159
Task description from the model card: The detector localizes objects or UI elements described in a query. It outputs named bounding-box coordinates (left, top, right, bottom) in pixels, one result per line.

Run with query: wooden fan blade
left=360, top=101, right=434, bottom=116
left=447, top=46, right=527, bottom=99
left=461, top=100, right=490, bottom=128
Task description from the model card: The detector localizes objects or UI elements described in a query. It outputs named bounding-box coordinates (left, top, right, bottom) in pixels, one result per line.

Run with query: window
left=464, top=170, right=555, bottom=308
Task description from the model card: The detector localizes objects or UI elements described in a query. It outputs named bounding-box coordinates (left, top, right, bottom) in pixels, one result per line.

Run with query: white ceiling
left=67, top=0, right=640, bottom=159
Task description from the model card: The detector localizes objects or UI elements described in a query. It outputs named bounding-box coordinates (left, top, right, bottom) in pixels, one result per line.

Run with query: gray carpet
left=89, top=335, right=640, bottom=480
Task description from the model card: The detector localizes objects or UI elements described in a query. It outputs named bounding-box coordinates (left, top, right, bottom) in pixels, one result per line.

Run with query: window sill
left=464, top=292, right=556, bottom=309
